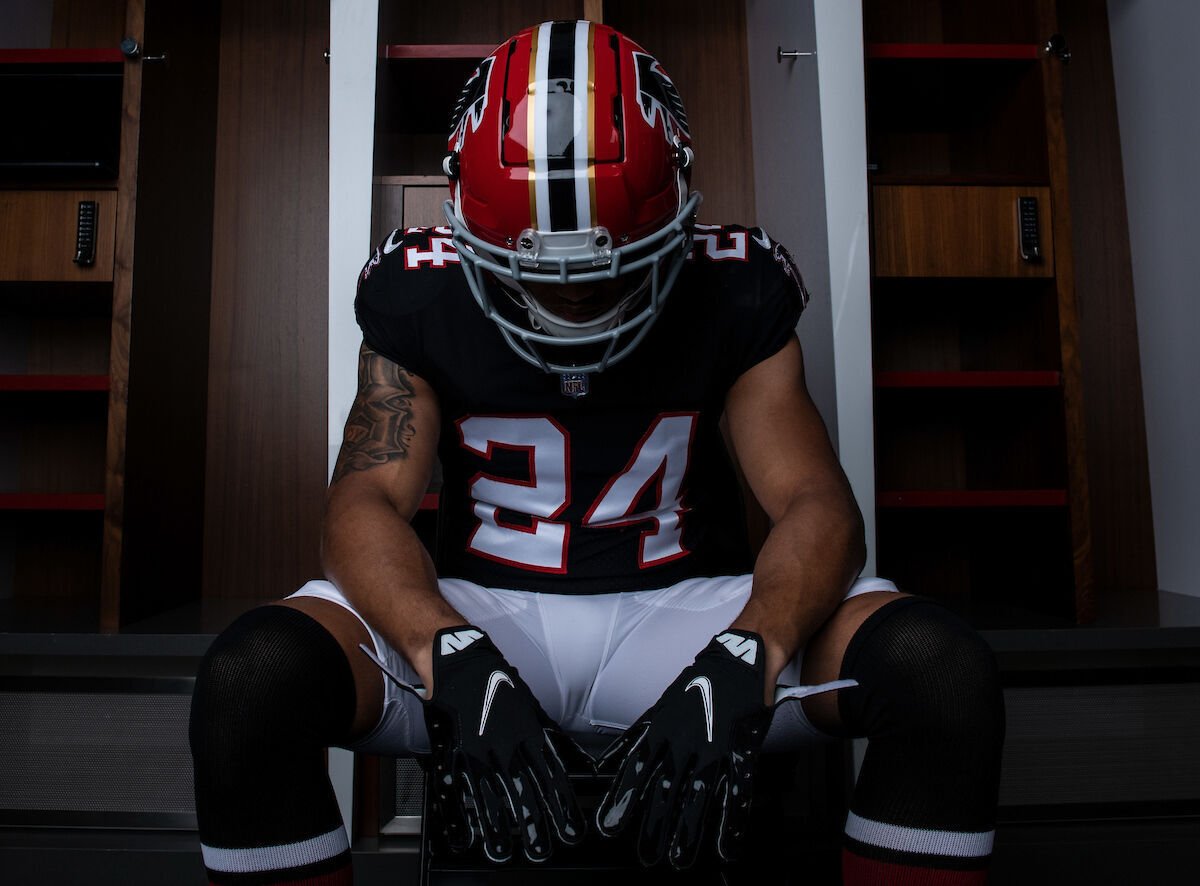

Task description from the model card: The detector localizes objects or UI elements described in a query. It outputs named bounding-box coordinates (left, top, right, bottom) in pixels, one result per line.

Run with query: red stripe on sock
left=843, top=849, right=989, bottom=885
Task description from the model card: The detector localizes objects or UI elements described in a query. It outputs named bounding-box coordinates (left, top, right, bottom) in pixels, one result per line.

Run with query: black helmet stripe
left=529, top=21, right=593, bottom=232
left=546, top=21, right=577, bottom=231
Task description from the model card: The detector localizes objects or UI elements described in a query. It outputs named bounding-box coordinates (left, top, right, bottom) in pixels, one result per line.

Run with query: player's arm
left=324, top=342, right=590, bottom=862
left=321, top=341, right=465, bottom=694
left=595, top=334, right=864, bottom=867
left=723, top=333, right=866, bottom=703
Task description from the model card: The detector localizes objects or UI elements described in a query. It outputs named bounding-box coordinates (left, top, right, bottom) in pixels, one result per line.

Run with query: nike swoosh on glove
left=594, top=629, right=854, bottom=870
left=360, top=626, right=591, bottom=864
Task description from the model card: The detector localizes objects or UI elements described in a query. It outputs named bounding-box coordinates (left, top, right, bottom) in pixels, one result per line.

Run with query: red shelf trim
left=0, top=374, right=109, bottom=392
left=0, top=493, right=106, bottom=511
left=0, top=48, right=125, bottom=64
left=380, top=44, right=497, bottom=60
left=866, top=42, right=1040, bottom=60
left=878, top=490, right=1068, bottom=508
left=875, top=371, right=1061, bottom=389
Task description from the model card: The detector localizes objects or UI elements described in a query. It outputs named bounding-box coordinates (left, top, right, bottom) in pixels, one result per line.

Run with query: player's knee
left=838, top=596, right=1005, bottom=752
left=189, top=604, right=357, bottom=762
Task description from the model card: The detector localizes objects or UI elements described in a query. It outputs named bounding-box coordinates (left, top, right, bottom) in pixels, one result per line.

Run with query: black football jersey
left=354, top=223, right=808, bottom=594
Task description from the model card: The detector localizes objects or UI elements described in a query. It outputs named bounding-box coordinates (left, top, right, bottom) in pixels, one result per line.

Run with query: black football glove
left=594, top=628, right=856, bottom=870
left=360, top=625, right=591, bottom=863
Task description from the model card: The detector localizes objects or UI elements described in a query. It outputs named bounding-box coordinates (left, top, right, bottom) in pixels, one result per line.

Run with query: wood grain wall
left=51, top=0, right=126, bottom=48
left=1058, top=0, right=1157, bottom=599
left=202, top=0, right=330, bottom=600
left=118, top=0, right=220, bottom=625
left=605, top=0, right=756, bottom=224
left=378, top=1, right=584, bottom=43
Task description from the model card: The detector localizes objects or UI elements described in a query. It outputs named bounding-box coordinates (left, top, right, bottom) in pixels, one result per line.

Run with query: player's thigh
left=284, top=578, right=566, bottom=753
left=586, top=576, right=902, bottom=734
left=798, top=590, right=912, bottom=734
left=435, top=578, right=573, bottom=725
left=275, top=591, right=384, bottom=740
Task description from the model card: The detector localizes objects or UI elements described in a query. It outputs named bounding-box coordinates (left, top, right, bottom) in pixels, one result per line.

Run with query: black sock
left=835, top=596, right=1005, bottom=883
left=189, top=605, right=358, bottom=885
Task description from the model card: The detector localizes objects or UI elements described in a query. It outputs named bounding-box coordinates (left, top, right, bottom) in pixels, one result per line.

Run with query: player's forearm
left=727, top=485, right=865, bottom=698
left=321, top=488, right=464, bottom=692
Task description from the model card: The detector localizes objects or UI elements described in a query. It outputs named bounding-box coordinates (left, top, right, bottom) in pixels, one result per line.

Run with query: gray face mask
left=496, top=273, right=651, bottom=341
left=444, top=191, right=702, bottom=377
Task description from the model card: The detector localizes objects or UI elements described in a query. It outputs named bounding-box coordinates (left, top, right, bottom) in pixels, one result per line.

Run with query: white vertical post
left=327, top=0, right=380, bottom=838
left=329, top=0, right=380, bottom=479
left=813, top=0, right=876, bottom=575
left=1109, top=0, right=1200, bottom=599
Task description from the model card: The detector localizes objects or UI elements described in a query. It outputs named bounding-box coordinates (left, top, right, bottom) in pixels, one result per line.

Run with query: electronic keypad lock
left=1017, top=196, right=1042, bottom=263
left=74, top=200, right=97, bottom=266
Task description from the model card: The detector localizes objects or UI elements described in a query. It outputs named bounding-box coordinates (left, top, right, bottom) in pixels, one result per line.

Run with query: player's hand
left=361, top=625, right=591, bottom=863
left=593, top=629, right=770, bottom=869
left=594, top=629, right=856, bottom=870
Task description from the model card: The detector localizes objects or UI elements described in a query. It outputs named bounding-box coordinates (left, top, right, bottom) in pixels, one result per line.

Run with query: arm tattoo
left=331, top=346, right=419, bottom=484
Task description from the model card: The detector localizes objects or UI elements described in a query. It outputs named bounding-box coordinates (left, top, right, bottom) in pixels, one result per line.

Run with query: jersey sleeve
left=353, top=229, right=432, bottom=379
left=723, top=227, right=810, bottom=380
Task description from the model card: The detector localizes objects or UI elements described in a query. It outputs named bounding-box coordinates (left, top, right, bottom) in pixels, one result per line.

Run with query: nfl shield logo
left=560, top=373, right=590, bottom=398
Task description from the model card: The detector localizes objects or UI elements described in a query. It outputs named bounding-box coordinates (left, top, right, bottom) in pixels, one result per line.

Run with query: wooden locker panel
left=0, top=190, right=117, bottom=281
left=401, top=186, right=449, bottom=228
left=370, top=181, right=404, bottom=247
left=371, top=178, right=448, bottom=246
left=201, top=0, right=329, bottom=601
left=378, top=1, right=584, bottom=44
left=872, top=185, right=1053, bottom=278
left=605, top=0, right=755, bottom=224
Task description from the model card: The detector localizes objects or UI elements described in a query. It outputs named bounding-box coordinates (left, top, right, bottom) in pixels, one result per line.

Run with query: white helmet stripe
left=530, top=22, right=554, bottom=231
left=529, top=20, right=594, bottom=232
left=573, top=20, right=593, bottom=230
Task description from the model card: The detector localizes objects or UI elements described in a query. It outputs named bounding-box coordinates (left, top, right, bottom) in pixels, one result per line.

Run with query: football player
left=190, top=20, right=1005, bottom=885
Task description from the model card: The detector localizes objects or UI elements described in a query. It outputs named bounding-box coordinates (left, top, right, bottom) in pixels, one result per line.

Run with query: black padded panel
left=1000, top=683, right=1200, bottom=808
left=0, top=689, right=195, bottom=827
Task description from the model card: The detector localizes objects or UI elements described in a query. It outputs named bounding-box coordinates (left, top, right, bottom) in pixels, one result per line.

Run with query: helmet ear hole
left=443, top=152, right=461, bottom=180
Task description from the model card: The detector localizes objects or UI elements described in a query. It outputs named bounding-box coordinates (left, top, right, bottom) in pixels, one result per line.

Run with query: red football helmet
left=443, top=20, right=701, bottom=375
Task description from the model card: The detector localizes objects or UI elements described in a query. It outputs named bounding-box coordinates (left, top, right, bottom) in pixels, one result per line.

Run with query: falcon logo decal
left=449, top=56, right=495, bottom=149
left=772, top=239, right=811, bottom=310
left=633, top=52, right=689, bottom=141
left=360, top=246, right=381, bottom=282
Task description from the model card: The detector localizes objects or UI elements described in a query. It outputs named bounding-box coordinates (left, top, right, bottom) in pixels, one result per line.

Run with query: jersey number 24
left=457, top=413, right=697, bottom=574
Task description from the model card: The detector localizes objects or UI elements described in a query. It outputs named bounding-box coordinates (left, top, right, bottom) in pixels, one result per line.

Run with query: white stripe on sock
left=845, top=810, right=994, bottom=858
left=201, top=826, right=349, bottom=873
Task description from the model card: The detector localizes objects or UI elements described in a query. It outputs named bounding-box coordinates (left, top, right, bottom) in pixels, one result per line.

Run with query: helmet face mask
left=444, top=191, right=699, bottom=373
left=442, top=20, right=701, bottom=376
left=504, top=273, right=644, bottom=336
